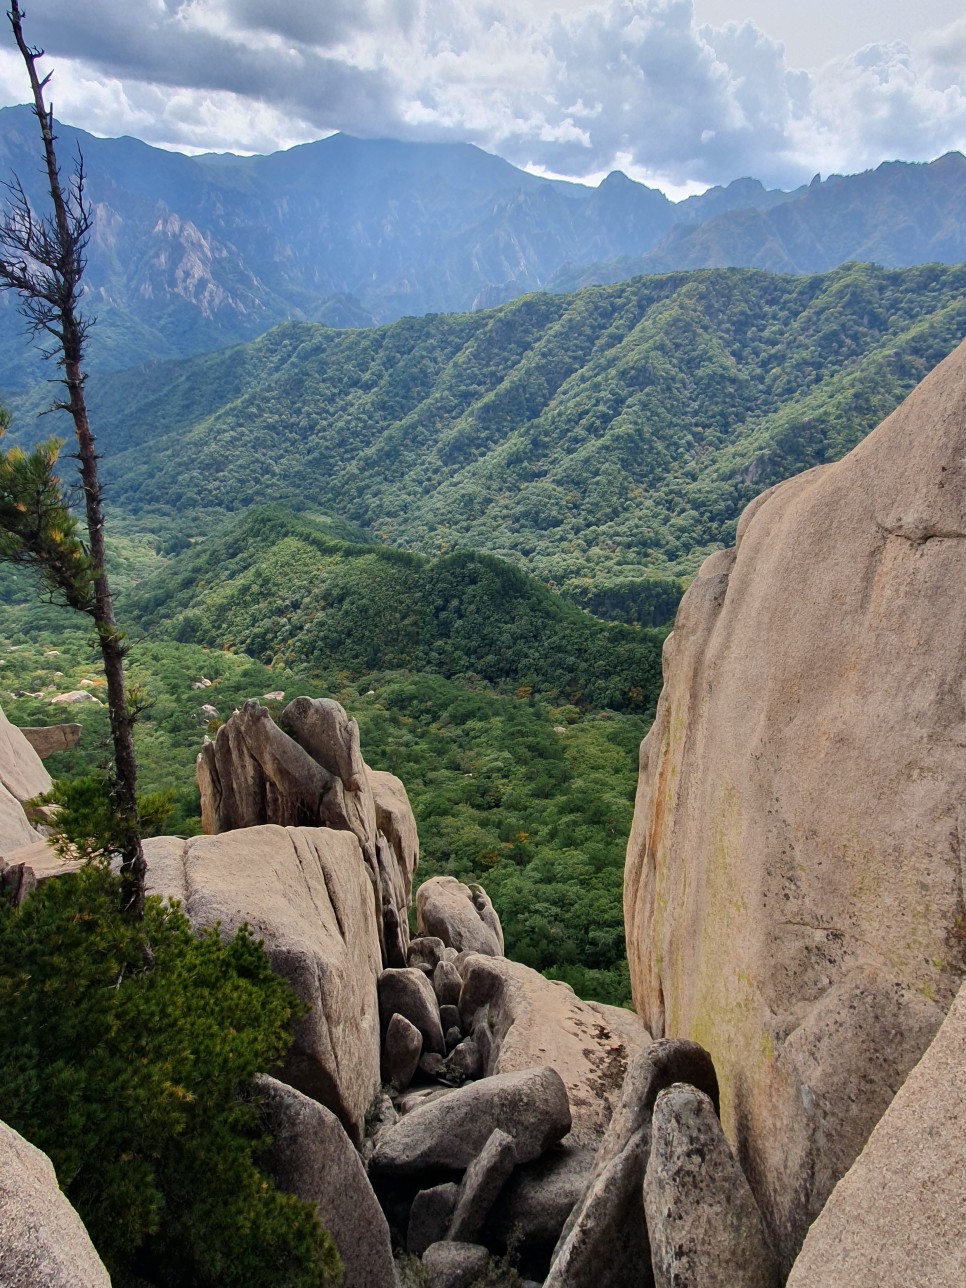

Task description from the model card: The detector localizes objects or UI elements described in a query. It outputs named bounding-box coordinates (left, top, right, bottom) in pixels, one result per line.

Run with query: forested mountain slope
left=125, top=507, right=664, bottom=715
left=1, top=507, right=659, bottom=1002
left=1, top=105, right=963, bottom=394
left=30, top=261, right=966, bottom=588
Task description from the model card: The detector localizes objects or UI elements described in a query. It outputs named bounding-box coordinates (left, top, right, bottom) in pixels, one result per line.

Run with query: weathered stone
left=419, top=1053, right=447, bottom=1079
left=443, top=1036, right=483, bottom=1082
left=0, top=707, right=51, bottom=802
left=409, top=935, right=447, bottom=974
left=625, top=340, right=966, bottom=1271
left=408, top=1183, right=459, bottom=1257
left=0, top=706, right=51, bottom=854
left=444, top=1026, right=463, bottom=1052
left=417, top=875, right=504, bottom=955
left=0, top=785, right=38, bottom=855
left=256, top=1076, right=395, bottom=1288
left=448, top=1128, right=517, bottom=1244
left=545, top=1039, right=718, bottom=1288
left=433, top=959, right=463, bottom=1007
left=379, top=968, right=446, bottom=1056
left=197, top=700, right=333, bottom=833
left=786, top=980, right=966, bottom=1288
left=19, top=724, right=81, bottom=759
left=0, top=1118, right=109, bottom=1287
left=196, top=699, right=417, bottom=972
left=439, top=1004, right=462, bottom=1035
left=422, top=1241, right=490, bottom=1288
left=368, top=767, right=419, bottom=910
left=370, top=1067, right=571, bottom=1176
left=645, top=1084, right=780, bottom=1288
left=144, top=825, right=382, bottom=1143
left=458, top=953, right=650, bottom=1149
left=383, top=1013, right=424, bottom=1091
left=484, top=1142, right=595, bottom=1278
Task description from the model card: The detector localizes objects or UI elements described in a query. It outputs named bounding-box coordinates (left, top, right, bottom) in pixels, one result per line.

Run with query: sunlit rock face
left=624, top=337, right=966, bottom=1273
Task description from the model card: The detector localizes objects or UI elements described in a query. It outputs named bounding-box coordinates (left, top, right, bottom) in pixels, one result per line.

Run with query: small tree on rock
left=0, top=0, right=145, bottom=914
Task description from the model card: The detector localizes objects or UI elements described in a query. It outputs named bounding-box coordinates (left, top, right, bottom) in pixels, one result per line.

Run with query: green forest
left=7, top=260, right=962, bottom=597
left=5, top=259, right=966, bottom=1006
left=0, top=510, right=655, bottom=1004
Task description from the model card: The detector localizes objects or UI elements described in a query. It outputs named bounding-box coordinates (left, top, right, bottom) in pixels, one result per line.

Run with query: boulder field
left=625, top=334, right=966, bottom=1270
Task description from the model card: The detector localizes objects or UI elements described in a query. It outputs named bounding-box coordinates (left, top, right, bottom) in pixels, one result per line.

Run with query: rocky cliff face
left=624, top=336, right=966, bottom=1272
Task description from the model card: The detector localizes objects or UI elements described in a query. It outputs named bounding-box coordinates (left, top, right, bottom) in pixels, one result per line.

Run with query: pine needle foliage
left=0, top=863, right=341, bottom=1287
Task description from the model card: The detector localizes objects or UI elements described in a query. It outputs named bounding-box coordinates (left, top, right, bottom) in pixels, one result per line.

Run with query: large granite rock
left=197, top=698, right=418, bottom=968
left=19, top=724, right=81, bottom=759
left=545, top=1039, right=719, bottom=1288
left=624, top=339, right=966, bottom=1271
left=645, top=1084, right=779, bottom=1288
left=256, top=1075, right=395, bottom=1288
left=0, top=706, right=51, bottom=855
left=0, top=1119, right=109, bottom=1287
left=145, top=824, right=382, bottom=1143
left=457, top=952, right=650, bottom=1148
left=786, top=979, right=966, bottom=1288
left=0, top=705, right=52, bottom=805
left=369, top=1067, right=571, bottom=1176
left=378, top=968, right=446, bottom=1056
left=417, top=875, right=504, bottom=955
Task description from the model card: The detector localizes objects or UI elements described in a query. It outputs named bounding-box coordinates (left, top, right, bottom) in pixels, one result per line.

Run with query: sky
left=0, top=0, right=964, bottom=197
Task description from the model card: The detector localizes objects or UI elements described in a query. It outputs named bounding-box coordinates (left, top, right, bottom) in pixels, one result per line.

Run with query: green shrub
left=0, top=863, right=340, bottom=1287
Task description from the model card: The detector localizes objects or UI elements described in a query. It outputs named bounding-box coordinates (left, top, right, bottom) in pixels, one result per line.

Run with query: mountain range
left=6, top=261, right=961, bottom=601
left=1, top=104, right=964, bottom=393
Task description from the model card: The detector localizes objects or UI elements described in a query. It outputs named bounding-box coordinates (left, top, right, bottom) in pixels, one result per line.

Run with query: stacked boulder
left=369, top=874, right=655, bottom=1283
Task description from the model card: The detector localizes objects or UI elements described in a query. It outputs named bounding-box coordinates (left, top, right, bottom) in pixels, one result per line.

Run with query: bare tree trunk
left=7, top=0, right=145, bottom=915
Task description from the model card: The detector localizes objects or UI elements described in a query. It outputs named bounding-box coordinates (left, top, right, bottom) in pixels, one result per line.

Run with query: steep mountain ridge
left=16, top=261, right=961, bottom=590
left=552, top=152, right=966, bottom=289
left=2, top=106, right=964, bottom=393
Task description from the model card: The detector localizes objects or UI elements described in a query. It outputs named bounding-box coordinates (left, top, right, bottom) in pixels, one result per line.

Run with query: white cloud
left=0, top=0, right=963, bottom=188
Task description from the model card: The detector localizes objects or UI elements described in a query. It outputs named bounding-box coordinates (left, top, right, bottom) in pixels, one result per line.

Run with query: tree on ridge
left=0, top=0, right=145, bottom=915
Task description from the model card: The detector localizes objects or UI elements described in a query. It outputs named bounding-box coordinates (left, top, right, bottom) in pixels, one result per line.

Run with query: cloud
left=1, top=0, right=963, bottom=187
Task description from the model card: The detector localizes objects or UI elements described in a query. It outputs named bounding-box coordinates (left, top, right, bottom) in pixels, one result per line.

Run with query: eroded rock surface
left=457, top=952, right=650, bottom=1148
left=786, top=980, right=966, bottom=1288
left=256, top=1076, right=395, bottom=1288
left=0, top=1119, right=109, bottom=1287
left=197, top=698, right=417, bottom=968
left=369, top=1067, right=571, bottom=1176
left=145, top=825, right=382, bottom=1143
left=0, top=706, right=51, bottom=855
left=417, top=875, right=504, bottom=955
left=625, top=338, right=966, bottom=1270
left=645, top=1084, right=779, bottom=1288
left=545, top=1039, right=719, bottom=1288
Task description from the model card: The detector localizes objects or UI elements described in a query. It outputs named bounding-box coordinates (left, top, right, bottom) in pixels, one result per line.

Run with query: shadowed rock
left=256, top=1076, right=395, bottom=1288
left=645, top=1083, right=779, bottom=1288
left=422, top=1241, right=490, bottom=1288
left=447, top=1127, right=517, bottom=1244
left=379, top=968, right=446, bottom=1057
left=0, top=1119, right=109, bottom=1287
left=382, top=1013, right=424, bottom=1091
